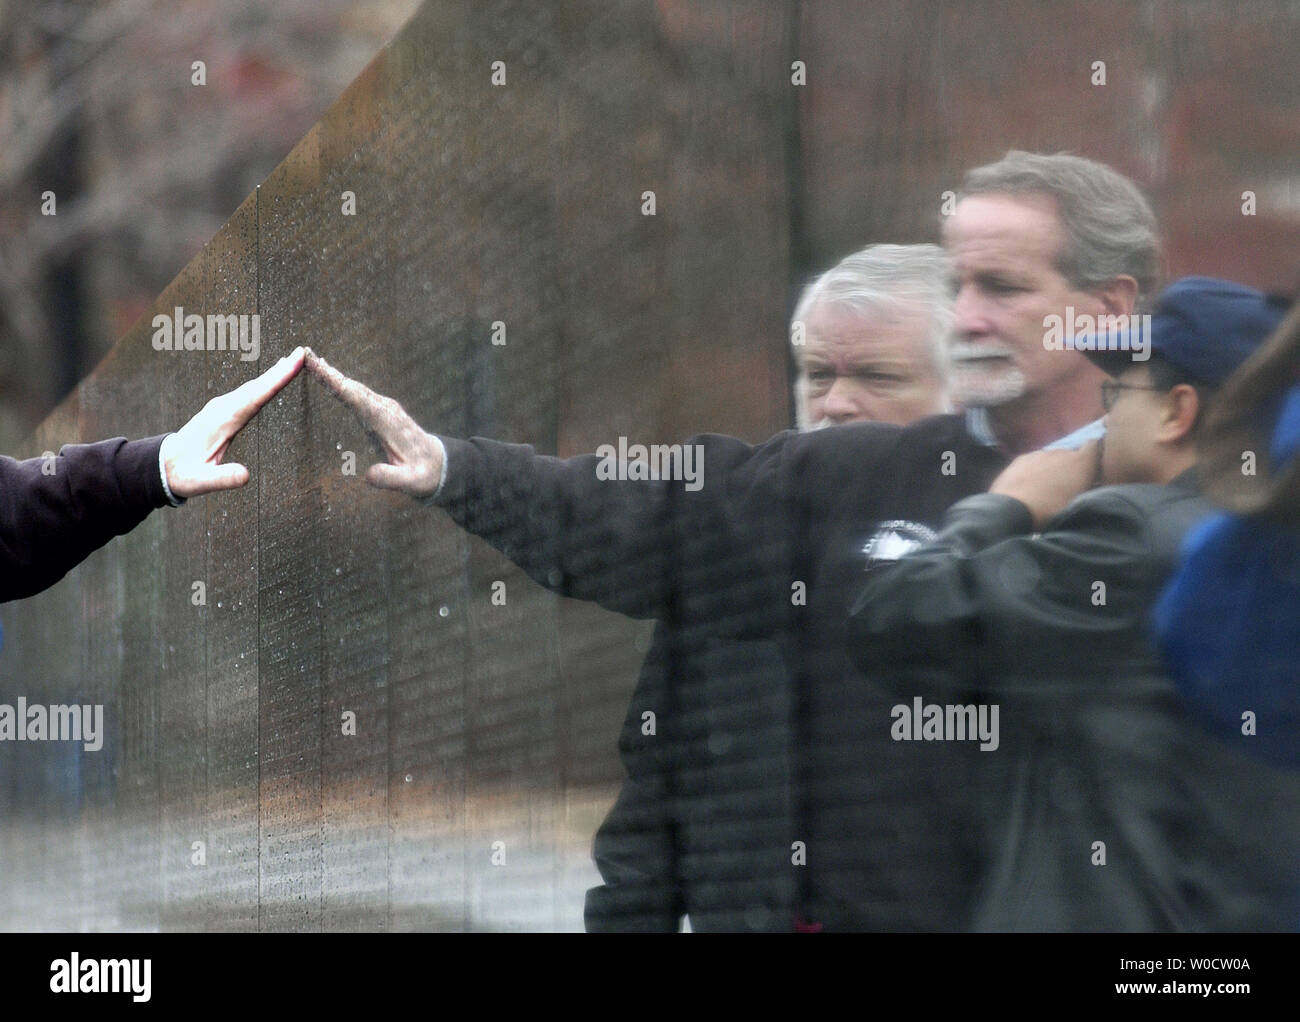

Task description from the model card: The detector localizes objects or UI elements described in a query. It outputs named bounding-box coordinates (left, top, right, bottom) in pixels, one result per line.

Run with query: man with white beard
left=943, top=154, right=1141, bottom=452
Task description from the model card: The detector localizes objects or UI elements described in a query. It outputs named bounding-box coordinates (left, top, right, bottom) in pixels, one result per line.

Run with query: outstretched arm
left=304, top=348, right=818, bottom=629
left=1, top=348, right=304, bottom=602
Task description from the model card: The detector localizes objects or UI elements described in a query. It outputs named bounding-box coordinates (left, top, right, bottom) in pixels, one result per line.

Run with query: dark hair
left=1145, top=355, right=1216, bottom=435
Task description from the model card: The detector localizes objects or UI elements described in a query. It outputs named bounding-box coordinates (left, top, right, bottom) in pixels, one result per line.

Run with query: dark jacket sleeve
left=0, top=435, right=171, bottom=602
left=432, top=431, right=817, bottom=629
left=847, top=489, right=1162, bottom=697
left=585, top=621, right=685, bottom=932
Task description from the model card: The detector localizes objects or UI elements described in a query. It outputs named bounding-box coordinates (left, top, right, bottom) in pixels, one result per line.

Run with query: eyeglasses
left=1100, top=379, right=1163, bottom=412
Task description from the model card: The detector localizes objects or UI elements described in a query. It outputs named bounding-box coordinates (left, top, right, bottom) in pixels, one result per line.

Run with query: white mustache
left=949, top=342, right=1016, bottom=363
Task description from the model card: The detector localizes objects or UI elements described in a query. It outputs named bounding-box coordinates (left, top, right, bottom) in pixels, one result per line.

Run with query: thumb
left=195, top=463, right=251, bottom=494
left=366, top=462, right=411, bottom=492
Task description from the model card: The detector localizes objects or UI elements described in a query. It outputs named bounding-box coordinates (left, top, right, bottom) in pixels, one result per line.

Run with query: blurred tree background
left=0, top=0, right=420, bottom=452
left=3, top=0, right=1297, bottom=454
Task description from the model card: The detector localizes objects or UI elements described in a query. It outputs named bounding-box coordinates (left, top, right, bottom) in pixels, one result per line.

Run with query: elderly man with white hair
left=587, top=242, right=957, bottom=932
left=792, top=243, right=952, bottom=431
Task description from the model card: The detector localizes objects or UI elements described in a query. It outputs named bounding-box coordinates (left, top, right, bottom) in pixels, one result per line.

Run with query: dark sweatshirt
left=432, top=414, right=1009, bottom=930
left=0, top=436, right=171, bottom=603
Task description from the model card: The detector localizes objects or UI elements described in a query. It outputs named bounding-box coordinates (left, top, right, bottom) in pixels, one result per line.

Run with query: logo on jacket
left=862, top=520, right=937, bottom=565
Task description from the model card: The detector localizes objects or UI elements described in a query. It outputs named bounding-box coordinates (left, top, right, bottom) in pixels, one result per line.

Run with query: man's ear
left=1159, top=383, right=1201, bottom=445
left=1095, top=275, right=1139, bottom=318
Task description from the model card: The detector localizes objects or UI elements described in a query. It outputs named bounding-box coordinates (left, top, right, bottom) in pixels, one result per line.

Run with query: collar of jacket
left=1169, top=464, right=1201, bottom=492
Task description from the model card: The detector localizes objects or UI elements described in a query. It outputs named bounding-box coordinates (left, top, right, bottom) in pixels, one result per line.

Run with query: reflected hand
left=304, top=348, right=444, bottom=499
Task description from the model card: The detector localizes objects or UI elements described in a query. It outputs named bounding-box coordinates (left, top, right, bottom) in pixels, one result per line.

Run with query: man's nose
left=822, top=378, right=862, bottom=422
left=952, top=284, right=991, bottom=338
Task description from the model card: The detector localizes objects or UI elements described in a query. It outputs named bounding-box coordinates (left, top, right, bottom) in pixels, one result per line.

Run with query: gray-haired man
left=793, top=244, right=952, bottom=430
left=588, top=243, right=955, bottom=932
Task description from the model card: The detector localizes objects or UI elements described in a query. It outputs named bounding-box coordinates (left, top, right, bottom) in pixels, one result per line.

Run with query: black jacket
left=0, top=436, right=170, bottom=602
left=434, top=414, right=1008, bottom=930
left=583, top=621, right=796, bottom=931
left=848, top=470, right=1300, bottom=930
